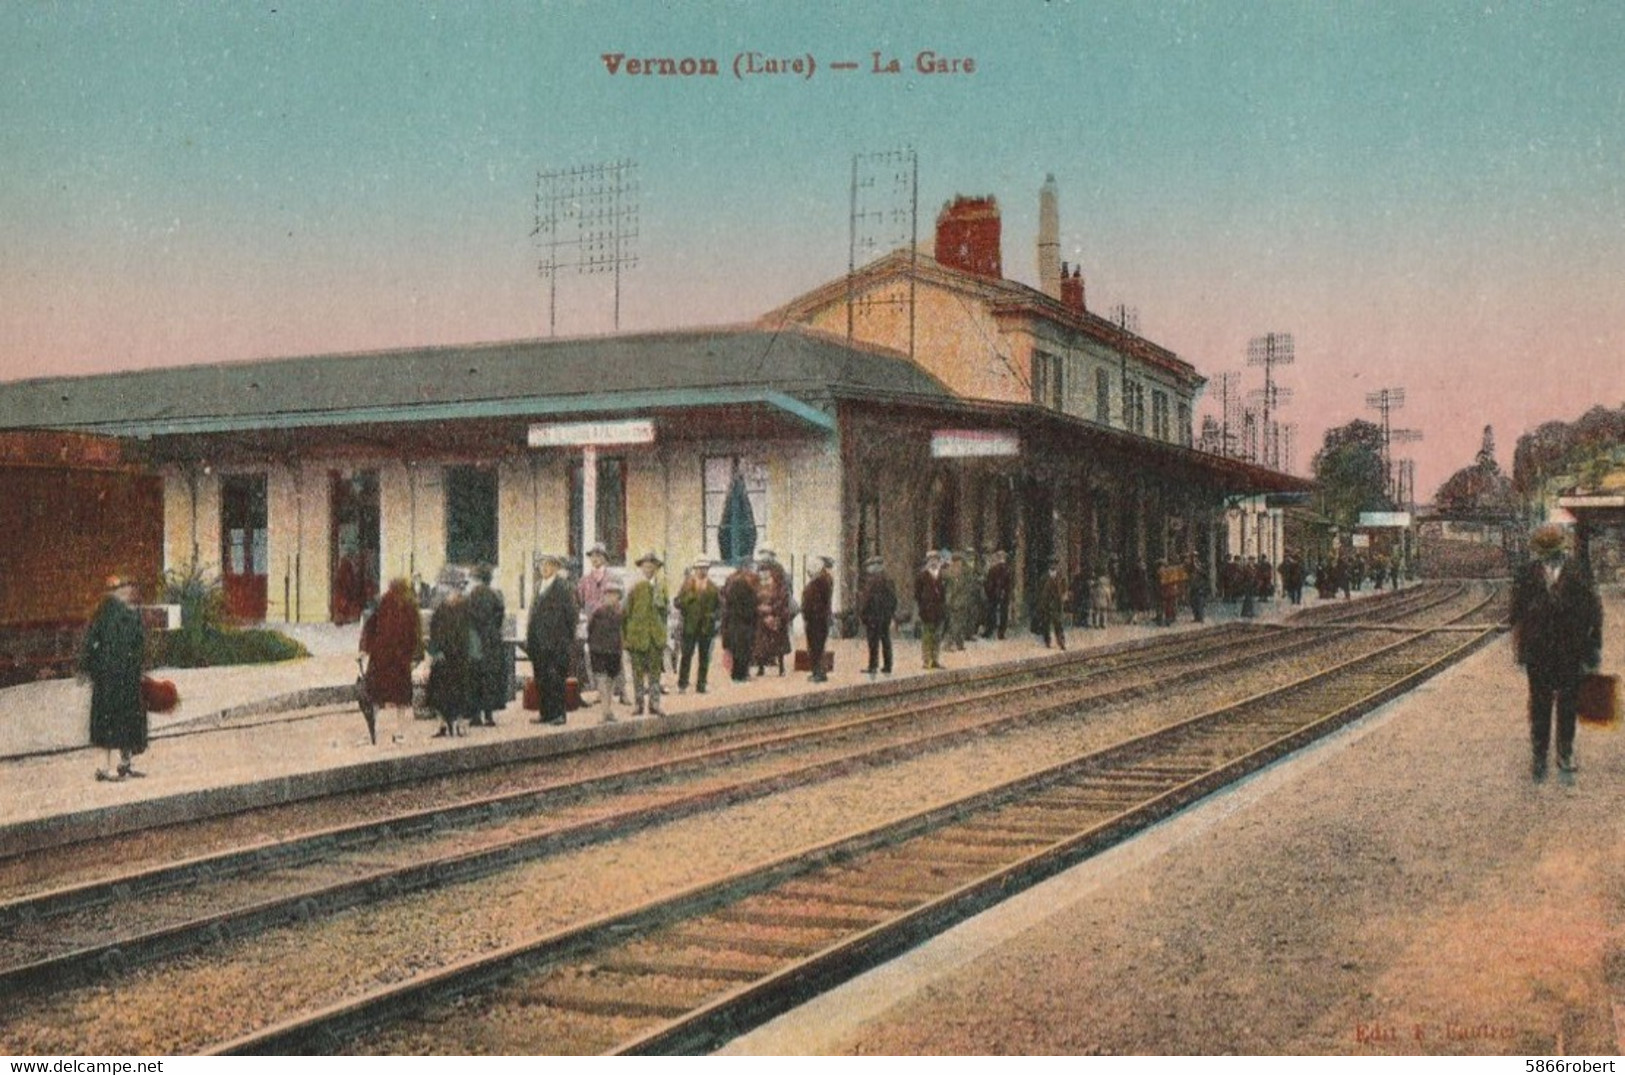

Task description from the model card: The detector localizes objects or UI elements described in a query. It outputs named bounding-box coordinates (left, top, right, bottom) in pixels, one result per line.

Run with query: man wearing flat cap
left=624, top=551, right=669, bottom=716
left=859, top=556, right=898, bottom=675
left=915, top=550, right=948, bottom=670
left=801, top=555, right=835, bottom=683
left=577, top=541, right=628, bottom=706
left=1510, top=524, right=1603, bottom=780
left=675, top=557, right=720, bottom=694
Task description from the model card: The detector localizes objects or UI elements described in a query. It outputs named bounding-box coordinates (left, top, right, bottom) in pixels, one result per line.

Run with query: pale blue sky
left=3, top=1, right=1623, bottom=493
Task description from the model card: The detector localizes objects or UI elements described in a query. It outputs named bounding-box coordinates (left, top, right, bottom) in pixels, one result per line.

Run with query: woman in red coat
left=361, top=578, right=422, bottom=743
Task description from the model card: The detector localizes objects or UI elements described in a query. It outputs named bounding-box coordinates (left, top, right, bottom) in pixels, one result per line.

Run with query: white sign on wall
left=527, top=419, right=655, bottom=448
left=930, top=429, right=1020, bottom=458
left=1358, top=511, right=1412, bottom=528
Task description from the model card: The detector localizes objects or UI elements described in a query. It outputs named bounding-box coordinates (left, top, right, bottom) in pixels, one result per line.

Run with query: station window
left=1178, top=401, right=1192, bottom=446
left=1032, top=351, right=1063, bottom=410
left=445, top=465, right=499, bottom=567
left=569, top=457, right=628, bottom=565
left=704, top=456, right=769, bottom=565
left=1095, top=367, right=1111, bottom=424
left=1152, top=390, right=1170, bottom=441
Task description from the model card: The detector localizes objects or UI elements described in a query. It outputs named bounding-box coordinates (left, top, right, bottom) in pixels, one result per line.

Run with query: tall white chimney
left=1038, top=174, right=1061, bottom=299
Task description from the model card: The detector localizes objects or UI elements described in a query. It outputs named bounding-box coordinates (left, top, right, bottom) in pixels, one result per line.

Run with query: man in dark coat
left=981, top=550, right=1012, bottom=639
left=1036, top=558, right=1068, bottom=649
left=525, top=554, right=577, bottom=726
left=915, top=550, right=948, bottom=670
left=1185, top=552, right=1209, bottom=623
left=720, top=562, right=759, bottom=683
left=801, top=554, right=834, bottom=683
left=676, top=557, right=720, bottom=694
left=84, top=575, right=148, bottom=781
left=859, top=556, right=897, bottom=675
left=1510, top=524, right=1604, bottom=780
left=466, top=563, right=508, bottom=726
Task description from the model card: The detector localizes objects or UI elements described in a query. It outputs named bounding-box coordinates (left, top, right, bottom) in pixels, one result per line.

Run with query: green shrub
left=155, top=627, right=310, bottom=668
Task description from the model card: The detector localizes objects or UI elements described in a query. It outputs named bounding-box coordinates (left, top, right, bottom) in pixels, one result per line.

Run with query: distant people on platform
left=1254, top=555, right=1274, bottom=602
left=624, top=551, right=669, bottom=717
left=916, top=550, right=948, bottom=670
left=577, top=543, right=629, bottom=707
left=361, top=577, right=423, bottom=744
left=1090, top=565, right=1116, bottom=629
left=944, top=551, right=973, bottom=653
left=525, top=553, right=576, bottom=726
left=721, top=559, right=760, bottom=683
left=1185, top=553, right=1209, bottom=623
left=859, top=556, right=898, bottom=676
left=752, top=547, right=794, bottom=677
left=586, top=580, right=625, bottom=722
left=1036, top=558, right=1068, bottom=650
left=1156, top=558, right=1187, bottom=627
left=801, top=555, right=835, bottom=683
left=1510, top=524, right=1603, bottom=781
left=1069, top=563, right=1091, bottom=629
left=1278, top=552, right=1305, bottom=606
left=1124, top=558, right=1152, bottom=626
left=675, top=558, right=720, bottom=694
left=466, top=563, right=507, bottom=727
left=426, top=567, right=477, bottom=737
left=981, top=550, right=1013, bottom=640
left=83, top=575, right=150, bottom=782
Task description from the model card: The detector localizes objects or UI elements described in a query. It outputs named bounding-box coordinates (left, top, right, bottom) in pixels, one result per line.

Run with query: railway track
left=218, top=591, right=1500, bottom=1055
left=0, top=583, right=1499, bottom=1054
left=0, top=601, right=1442, bottom=991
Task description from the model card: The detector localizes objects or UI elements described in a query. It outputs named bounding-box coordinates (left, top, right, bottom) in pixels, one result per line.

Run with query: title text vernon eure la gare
left=601, top=49, right=975, bottom=81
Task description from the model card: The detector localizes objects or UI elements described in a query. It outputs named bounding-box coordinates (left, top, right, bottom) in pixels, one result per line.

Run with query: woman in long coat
left=83, top=576, right=148, bottom=781
left=361, top=578, right=422, bottom=742
left=752, top=569, right=792, bottom=675
left=720, top=564, right=759, bottom=682
left=427, top=585, right=476, bottom=736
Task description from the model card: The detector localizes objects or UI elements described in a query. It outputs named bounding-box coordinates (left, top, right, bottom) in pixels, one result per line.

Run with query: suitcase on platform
left=793, top=649, right=834, bottom=673
left=522, top=677, right=540, bottom=711
left=565, top=677, right=582, bottom=711
left=1578, top=673, right=1620, bottom=730
left=526, top=676, right=583, bottom=711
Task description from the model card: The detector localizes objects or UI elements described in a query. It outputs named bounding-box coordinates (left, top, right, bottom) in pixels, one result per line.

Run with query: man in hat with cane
left=1510, top=524, right=1603, bottom=780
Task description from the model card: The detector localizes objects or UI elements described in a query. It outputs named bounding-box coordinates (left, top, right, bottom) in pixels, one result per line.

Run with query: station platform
left=727, top=588, right=1625, bottom=1057
left=0, top=584, right=1409, bottom=855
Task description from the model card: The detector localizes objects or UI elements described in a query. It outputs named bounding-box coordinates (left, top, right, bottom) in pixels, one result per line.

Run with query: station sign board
left=528, top=419, right=655, bottom=448
left=1351, top=534, right=1370, bottom=548
left=1358, top=511, right=1412, bottom=528
left=930, top=429, right=1020, bottom=458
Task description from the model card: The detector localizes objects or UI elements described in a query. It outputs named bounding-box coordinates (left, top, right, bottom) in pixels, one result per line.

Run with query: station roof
left=0, top=326, right=951, bottom=439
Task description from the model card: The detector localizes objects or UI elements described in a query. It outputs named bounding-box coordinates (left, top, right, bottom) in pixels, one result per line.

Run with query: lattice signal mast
left=1365, top=387, right=1423, bottom=502
left=1214, top=371, right=1243, bottom=459
left=1246, top=332, right=1295, bottom=470
left=848, top=148, right=918, bottom=360
left=1108, top=303, right=1140, bottom=335
left=533, top=160, right=640, bottom=335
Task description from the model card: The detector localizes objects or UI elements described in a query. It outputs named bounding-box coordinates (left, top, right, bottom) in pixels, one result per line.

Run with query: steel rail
left=211, top=593, right=1499, bottom=1056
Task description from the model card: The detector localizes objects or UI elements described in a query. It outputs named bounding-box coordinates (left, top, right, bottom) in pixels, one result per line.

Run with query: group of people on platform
left=351, top=538, right=1431, bottom=738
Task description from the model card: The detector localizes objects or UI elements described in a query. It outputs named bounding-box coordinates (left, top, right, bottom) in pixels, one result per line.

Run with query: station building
left=0, top=178, right=1308, bottom=627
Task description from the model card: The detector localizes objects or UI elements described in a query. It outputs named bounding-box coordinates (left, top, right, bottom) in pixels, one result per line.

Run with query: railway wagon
left=0, top=431, right=162, bottom=687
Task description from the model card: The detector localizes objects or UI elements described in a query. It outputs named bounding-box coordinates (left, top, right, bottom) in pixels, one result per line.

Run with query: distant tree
left=1512, top=404, right=1625, bottom=502
left=1434, top=425, right=1515, bottom=519
left=1311, top=419, right=1394, bottom=531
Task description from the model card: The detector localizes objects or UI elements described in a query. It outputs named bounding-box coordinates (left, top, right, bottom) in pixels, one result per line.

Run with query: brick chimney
left=1060, top=263, right=1086, bottom=312
left=934, top=195, right=1002, bottom=280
